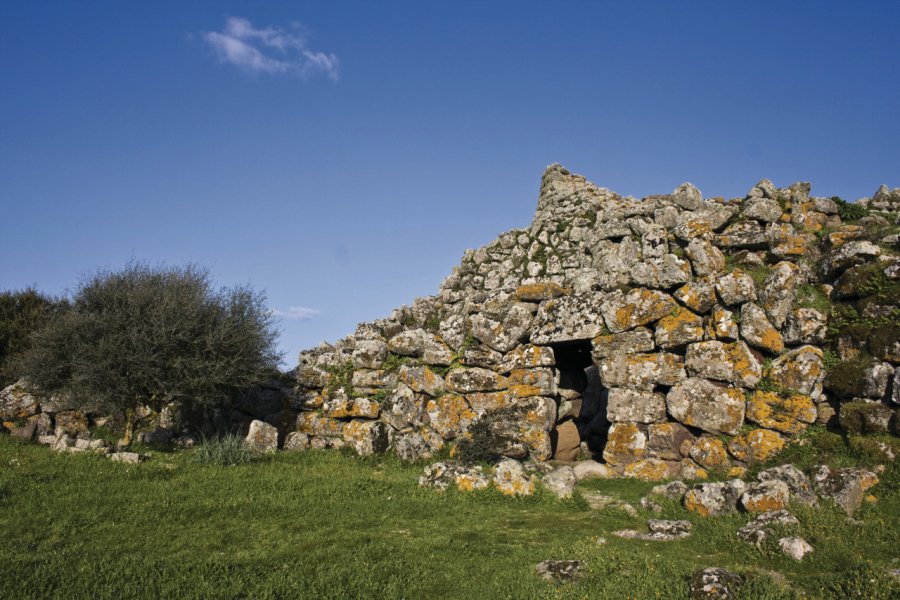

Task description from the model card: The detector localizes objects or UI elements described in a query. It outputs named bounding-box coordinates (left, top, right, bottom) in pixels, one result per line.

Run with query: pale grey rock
left=715, top=271, right=757, bottom=306
left=863, top=362, right=894, bottom=400
left=614, top=519, right=692, bottom=541
left=650, top=480, right=689, bottom=500
left=740, top=303, right=784, bottom=354
left=283, top=431, right=311, bottom=452
left=606, top=388, right=666, bottom=423
left=445, top=367, right=506, bottom=393
left=821, top=241, right=881, bottom=278
left=531, top=292, right=608, bottom=344
left=810, top=465, right=878, bottom=515
left=769, top=346, right=825, bottom=399
left=690, top=567, right=743, bottom=600
left=572, top=460, right=615, bottom=481
left=684, top=480, right=748, bottom=516
left=535, top=560, right=583, bottom=583
left=351, top=340, right=388, bottom=369
left=109, top=452, right=145, bottom=464
left=246, top=420, right=279, bottom=452
left=672, top=183, right=703, bottom=210
left=600, top=352, right=686, bottom=391
left=758, top=261, right=800, bottom=328
left=779, top=536, right=813, bottom=561
left=542, top=465, right=577, bottom=498
left=715, top=220, right=768, bottom=249
left=418, top=461, right=489, bottom=491
left=686, top=238, right=726, bottom=276
left=739, top=480, right=791, bottom=512
left=743, top=197, right=782, bottom=222
left=591, top=328, right=655, bottom=359
left=600, top=287, right=677, bottom=333
left=758, top=464, right=817, bottom=506
left=783, top=308, right=828, bottom=345
left=667, top=378, right=745, bottom=435
left=493, top=458, right=536, bottom=495
left=0, top=380, right=40, bottom=421
left=685, top=341, right=761, bottom=388
left=736, top=510, right=799, bottom=545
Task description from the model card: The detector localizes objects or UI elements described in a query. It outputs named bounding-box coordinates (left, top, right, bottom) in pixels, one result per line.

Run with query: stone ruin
left=286, top=164, right=900, bottom=479
left=4, top=165, right=898, bottom=480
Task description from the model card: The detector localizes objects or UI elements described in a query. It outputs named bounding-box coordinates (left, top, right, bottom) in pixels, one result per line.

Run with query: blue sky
left=2, top=1, right=899, bottom=366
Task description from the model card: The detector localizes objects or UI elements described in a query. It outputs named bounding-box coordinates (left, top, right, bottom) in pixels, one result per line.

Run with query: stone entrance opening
left=549, top=340, right=607, bottom=460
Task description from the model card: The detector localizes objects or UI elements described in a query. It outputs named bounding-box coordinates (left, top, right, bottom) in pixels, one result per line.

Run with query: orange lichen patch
left=657, top=307, right=703, bottom=335
left=324, top=398, right=380, bottom=419
left=615, top=304, right=637, bottom=330
left=623, top=458, right=677, bottom=481
left=689, top=436, right=730, bottom=471
left=824, top=227, right=862, bottom=248
left=426, top=395, right=475, bottom=439
left=603, top=423, right=647, bottom=466
left=759, top=328, right=785, bottom=354
left=507, top=369, right=551, bottom=388
left=728, top=466, right=747, bottom=478
left=465, top=391, right=510, bottom=413
left=680, top=459, right=709, bottom=481
left=296, top=412, right=344, bottom=436
left=522, top=428, right=552, bottom=461
left=506, top=345, right=552, bottom=369
left=684, top=490, right=710, bottom=516
left=728, top=429, right=786, bottom=463
left=513, top=282, right=570, bottom=302
left=779, top=213, right=791, bottom=223
left=772, top=236, right=808, bottom=257
left=685, top=219, right=711, bottom=238
left=724, top=342, right=760, bottom=385
left=743, top=493, right=787, bottom=513
left=746, top=391, right=816, bottom=435
left=506, top=384, right=545, bottom=398
left=860, top=472, right=880, bottom=492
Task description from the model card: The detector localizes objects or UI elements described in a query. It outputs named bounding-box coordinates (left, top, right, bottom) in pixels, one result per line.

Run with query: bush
left=0, top=288, right=68, bottom=388
left=194, top=435, right=256, bottom=466
left=14, top=262, right=281, bottom=445
left=833, top=196, right=868, bottom=222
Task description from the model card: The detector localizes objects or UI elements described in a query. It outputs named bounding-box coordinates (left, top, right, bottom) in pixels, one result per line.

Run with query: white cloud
left=272, top=306, right=321, bottom=321
left=201, top=17, right=339, bottom=81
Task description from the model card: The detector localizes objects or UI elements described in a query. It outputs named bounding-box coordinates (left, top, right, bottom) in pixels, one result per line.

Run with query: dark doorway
left=549, top=340, right=607, bottom=460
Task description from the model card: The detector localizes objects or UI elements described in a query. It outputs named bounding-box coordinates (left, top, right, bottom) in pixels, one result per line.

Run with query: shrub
left=833, top=196, right=868, bottom=222
left=0, top=288, right=69, bottom=388
left=14, top=262, right=281, bottom=446
left=194, top=435, right=256, bottom=466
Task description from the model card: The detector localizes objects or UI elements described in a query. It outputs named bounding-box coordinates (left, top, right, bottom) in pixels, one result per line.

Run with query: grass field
left=1, top=429, right=898, bottom=599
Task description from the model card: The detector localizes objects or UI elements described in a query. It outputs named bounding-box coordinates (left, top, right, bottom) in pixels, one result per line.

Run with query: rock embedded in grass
left=689, top=567, right=743, bottom=599
left=534, top=559, right=583, bottom=583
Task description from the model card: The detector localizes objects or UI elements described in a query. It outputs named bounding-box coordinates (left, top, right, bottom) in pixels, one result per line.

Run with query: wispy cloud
left=201, top=17, right=339, bottom=81
left=272, top=306, right=321, bottom=321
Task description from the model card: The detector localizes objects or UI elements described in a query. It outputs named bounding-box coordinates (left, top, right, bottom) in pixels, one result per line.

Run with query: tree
left=14, top=263, right=281, bottom=445
left=0, top=287, right=69, bottom=388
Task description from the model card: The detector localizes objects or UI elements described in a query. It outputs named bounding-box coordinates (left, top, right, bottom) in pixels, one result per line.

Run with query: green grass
left=0, top=433, right=898, bottom=599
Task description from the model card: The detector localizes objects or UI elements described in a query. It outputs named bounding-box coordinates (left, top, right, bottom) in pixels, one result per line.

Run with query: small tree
left=15, top=263, right=281, bottom=445
left=0, top=287, right=69, bottom=388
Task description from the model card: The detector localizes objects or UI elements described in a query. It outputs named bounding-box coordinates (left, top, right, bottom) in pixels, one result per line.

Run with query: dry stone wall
left=291, top=165, right=900, bottom=480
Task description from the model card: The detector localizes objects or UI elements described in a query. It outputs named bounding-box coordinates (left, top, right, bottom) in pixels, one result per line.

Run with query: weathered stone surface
left=322, top=396, right=381, bottom=419
left=591, top=328, right=655, bottom=359
left=623, top=458, right=681, bottom=481
left=689, top=567, right=743, bottom=600
left=498, top=344, right=555, bottom=372
left=708, top=305, right=739, bottom=340
left=740, top=303, right=784, bottom=354
left=283, top=431, right=310, bottom=452
left=351, top=340, right=388, bottom=369
left=743, top=197, right=783, bottom=222
left=737, top=510, right=799, bottom=545
left=674, top=279, right=718, bottom=314
left=821, top=240, right=881, bottom=278
left=685, top=341, right=761, bottom=388
left=727, top=429, right=786, bottom=463
left=419, top=461, right=489, bottom=492
left=343, top=420, right=391, bottom=456
left=647, top=422, right=695, bottom=461
left=572, top=460, right=615, bottom=480
left=783, top=308, right=827, bottom=345
left=393, top=427, right=442, bottom=462
left=779, top=537, right=813, bottom=561
left=603, top=422, right=647, bottom=466
left=446, top=368, right=506, bottom=394
left=54, top=410, right=88, bottom=436
left=758, top=262, right=799, bottom=328
left=109, top=452, right=146, bottom=464
left=650, top=480, right=689, bottom=500
left=388, top=329, right=453, bottom=364
left=426, top=395, right=475, bottom=440
left=530, top=292, right=608, bottom=344
left=863, top=362, right=894, bottom=400
left=747, top=390, right=816, bottom=435
left=0, top=380, right=40, bottom=421
left=715, top=220, right=768, bottom=249
left=684, top=480, right=748, bottom=516
left=551, top=419, right=580, bottom=461
left=768, top=346, right=825, bottom=399
left=740, top=480, right=790, bottom=513
left=673, top=182, right=703, bottom=210
left=689, top=436, right=731, bottom=472
left=535, top=560, right=583, bottom=583
left=614, top=519, right=692, bottom=541
left=686, top=238, right=725, bottom=276
left=600, top=352, right=686, bottom=391
left=666, top=378, right=745, bottom=435
left=606, top=388, right=666, bottom=423
left=542, top=465, right=577, bottom=498
left=507, top=368, right=556, bottom=396
left=296, top=412, right=344, bottom=437
left=654, top=307, right=704, bottom=349
left=601, top=288, right=677, bottom=333
left=246, top=420, right=279, bottom=452
left=469, top=303, right=533, bottom=353
left=493, top=458, right=536, bottom=496
left=810, top=465, right=879, bottom=515
left=758, top=464, right=817, bottom=506
left=715, top=270, right=757, bottom=306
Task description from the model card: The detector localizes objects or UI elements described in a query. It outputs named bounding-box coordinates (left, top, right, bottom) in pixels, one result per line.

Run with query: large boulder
left=684, top=480, right=748, bottom=516
left=0, top=380, right=41, bottom=421
left=245, top=420, right=278, bottom=452
left=600, top=288, right=678, bottom=333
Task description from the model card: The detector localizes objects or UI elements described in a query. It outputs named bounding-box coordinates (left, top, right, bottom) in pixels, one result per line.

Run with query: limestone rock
left=779, top=536, right=813, bottom=561
left=493, top=459, right=536, bottom=496
left=572, top=460, right=615, bottom=480
left=689, top=567, right=743, bottom=600
left=654, top=307, right=704, bottom=349
left=606, top=388, right=666, bottom=423
left=715, top=270, right=757, bottom=306
left=531, top=292, right=608, bottom=344
left=758, top=464, right=817, bottom=506
left=603, top=422, right=647, bottom=466
left=673, top=182, right=703, bottom=210
left=768, top=346, right=825, bottom=399
left=647, top=422, right=695, bottom=461
left=821, top=241, right=881, bottom=279
left=686, top=238, right=725, bottom=276
left=600, top=352, right=686, bottom=391
left=727, top=429, right=786, bottom=463
left=743, top=197, right=783, bottom=222
left=0, top=380, right=40, bottom=421
left=736, top=510, right=799, bottom=545
left=245, top=420, right=279, bottom=452
left=746, top=391, right=816, bottom=435
left=688, top=436, right=731, bottom=472
left=109, top=452, right=146, bottom=464
left=623, top=458, right=681, bottom=481
left=810, top=465, right=879, bottom=515
left=418, top=461, right=489, bottom=492
left=542, top=465, right=577, bottom=498
left=758, top=262, right=799, bottom=328
left=535, top=560, right=583, bottom=583
left=740, top=480, right=791, bottom=513
left=740, top=303, right=784, bottom=354
left=674, top=279, right=718, bottom=314
left=666, top=378, right=745, bottom=435
left=684, top=480, right=748, bottom=516
left=600, top=287, right=677, bottom=333
left=650, top=480, right=689, bottom=500
left=426, top=395, right=475, bottom=440
left=591, top=328, right=655, bottom=359
left=685, top=341, right=761, bottom=388
left=614, top=519, right=692, bottom=541
left=446, top=368, right=506, bottom=393
left=399, top=364, right=446, bottom=396
left=783, top=308, right=827, bottom=345
left=283, top=431, right=310, bottom=452
left=342, top=420, right=391, bottom=457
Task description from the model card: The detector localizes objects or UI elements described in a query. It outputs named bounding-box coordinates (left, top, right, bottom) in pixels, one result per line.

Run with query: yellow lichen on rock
left=746, top=390, right=816, bottom=434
